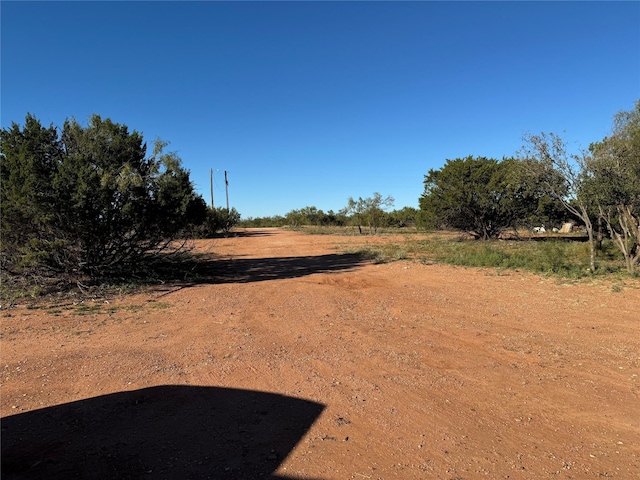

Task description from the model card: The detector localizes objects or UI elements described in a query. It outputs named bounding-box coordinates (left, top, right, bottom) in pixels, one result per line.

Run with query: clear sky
left=2, top=1, right=639, bottom=219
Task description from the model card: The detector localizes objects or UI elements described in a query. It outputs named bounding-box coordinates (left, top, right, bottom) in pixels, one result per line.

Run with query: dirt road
left=2, top=228, right=639, bottom=479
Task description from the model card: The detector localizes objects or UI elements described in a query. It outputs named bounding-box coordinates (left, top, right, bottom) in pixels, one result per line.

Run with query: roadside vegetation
left=346, top=231, right=634, bottom=282
left=2, top=100, right=638, bottom=301
left=242, top=99, right=640, bottom=276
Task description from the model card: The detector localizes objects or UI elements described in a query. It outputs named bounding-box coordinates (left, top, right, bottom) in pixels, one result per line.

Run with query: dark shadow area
left=1, top=252, right=369, bottom=304
left=525, top=235, right=589, bottom=242
left=147, top=253, right=368, bottom=288
left=208, top=230, right=280, bottom=239
left=205, top=253, right=367, bottom=284
left=2, top=386, right=325, bottom=480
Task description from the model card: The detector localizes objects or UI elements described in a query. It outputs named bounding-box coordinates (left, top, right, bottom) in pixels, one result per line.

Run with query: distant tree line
left=239, top=198, right=420, bottom=233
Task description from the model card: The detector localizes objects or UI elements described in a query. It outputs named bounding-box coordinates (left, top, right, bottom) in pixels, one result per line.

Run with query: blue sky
left=2, top=1, right=639, bottom=219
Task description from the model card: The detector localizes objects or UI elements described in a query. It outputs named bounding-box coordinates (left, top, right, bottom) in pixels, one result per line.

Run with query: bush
left=1, top=114, right=207, bottom=279
left=199, top=207, right=241, bottom=236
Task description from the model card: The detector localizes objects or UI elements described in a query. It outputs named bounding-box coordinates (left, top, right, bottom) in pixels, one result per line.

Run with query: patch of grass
left=417, top=238, right=571, bottom=276
left=343, top=233, right=633, bottom=280
left=412, top=237, right=632, bottom=279
left=301, top=225, right=425, bottom=236
left=148, top=301, right=171, bottom=309
left=77, top=301, right=167, bottom=316
left=74, top=303, right=104, bottom=315
left=348, top=244, right=409, bottom=264
left=0, top=281, right=45, bottom=307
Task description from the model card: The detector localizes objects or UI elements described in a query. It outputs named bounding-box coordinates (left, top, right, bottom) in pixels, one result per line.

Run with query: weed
left=348, top=244, right=408, bottom=264
left=0, top=281, right=45, bottom=307
left=149, top=301, right=171, bottom=309
left=74, top=304, right=103, bottom=315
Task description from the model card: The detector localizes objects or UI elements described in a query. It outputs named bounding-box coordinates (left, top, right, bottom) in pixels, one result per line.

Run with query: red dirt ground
left=2, top=228, right=639, bottom=479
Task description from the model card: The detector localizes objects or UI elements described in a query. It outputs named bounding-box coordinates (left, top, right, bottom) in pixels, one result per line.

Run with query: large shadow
left=207, top=253, right=367, bottom=284
left=147, top=253, right=367, bottom=289
left=29, top=252, right=369, bottom=298
left=211, top=230, right=280, bottom=239
left=2, top=386, right=324, bottom=480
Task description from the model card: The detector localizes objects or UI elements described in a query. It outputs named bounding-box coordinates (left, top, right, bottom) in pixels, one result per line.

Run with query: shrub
left=1, top=114, right=207, bottom=279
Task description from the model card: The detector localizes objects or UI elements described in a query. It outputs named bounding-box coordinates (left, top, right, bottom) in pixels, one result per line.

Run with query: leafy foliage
left=1, top=114, right=207, bottom=279
left=343, top=193, right=395, bottom=234
left=519, top=132, right=599, bottom=270
left=385, top=207, right=419, bottom=228
left=1, top=114, right=65, bottom=272
left=587, top=100, right=640, bottom=272
left=520, top=100, right=640, bottom=272
left=283, top=207, right=345, bottom=228
left=419, top=156, right=541, bottom=239
left=200, top=207, right=242, bottom=236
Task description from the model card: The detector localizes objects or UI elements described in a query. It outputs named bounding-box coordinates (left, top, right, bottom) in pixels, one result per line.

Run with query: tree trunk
left=581, top=205, right=596, bottom=272
left=587, top=227, right=596, bottom=272
left=598, top=204, right=639, bottom=274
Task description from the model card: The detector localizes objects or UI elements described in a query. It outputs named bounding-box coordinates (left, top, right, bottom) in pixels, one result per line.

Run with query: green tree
left=1, top=114, right=207, bottom=278
left=588, top=100, right=640, bottom=272
left=419, top=156, right=535, bottom=240
left=386, top=207, right=419, bottom=228
left=238, top=215, right=286, bottom=228
left=520, top=133, right=597, bottom=270
left=285, top=208, right=306, bottom=228
left=205, top=207, right=241, bottom=235
left=0, top=114, right=64, bottom=273
left=344, top=193, right=394, bottom=234
left=321, top=209, right=345, bottom=227
left=284, top=206, right=335, bottom=227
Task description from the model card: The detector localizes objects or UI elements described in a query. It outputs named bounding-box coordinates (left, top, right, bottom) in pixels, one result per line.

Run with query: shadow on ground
left=206, top=253, right=368, bottom=284
left=526, top=235, right=589, bottom=242
left=2, top=251, right=370, bottom=303
left=2, top=385, right=325, bottom=480
left=147, top=253, right=368, bottom=289
left=211, top=230, right=280, bottom=239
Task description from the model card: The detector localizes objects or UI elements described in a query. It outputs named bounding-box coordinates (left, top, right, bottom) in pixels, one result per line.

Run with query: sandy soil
left=2, top=228, right=639, bottom=479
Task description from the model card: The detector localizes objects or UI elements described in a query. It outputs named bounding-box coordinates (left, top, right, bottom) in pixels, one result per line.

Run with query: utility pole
left=224, top=170, right=229, bottom=212
left=210, top=168, right=214, bottom=209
